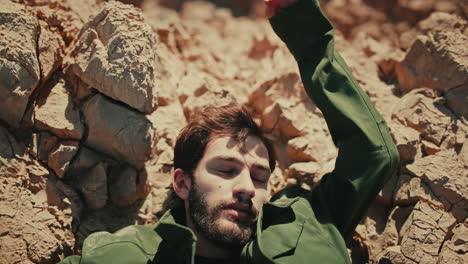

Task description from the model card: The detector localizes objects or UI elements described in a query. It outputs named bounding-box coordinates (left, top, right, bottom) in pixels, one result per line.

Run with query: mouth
left=224, top=203, right=256, bottom=220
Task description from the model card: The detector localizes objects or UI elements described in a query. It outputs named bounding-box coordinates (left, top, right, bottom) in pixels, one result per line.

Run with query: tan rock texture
left=65, top=1, right=157, bottom=113
left=0, top=0, right=467, bottom=263
left=0, top=2, right=40, bottom=128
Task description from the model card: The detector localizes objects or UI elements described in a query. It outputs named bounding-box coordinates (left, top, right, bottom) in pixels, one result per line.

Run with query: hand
left=264, top=0, right=298, bottom=17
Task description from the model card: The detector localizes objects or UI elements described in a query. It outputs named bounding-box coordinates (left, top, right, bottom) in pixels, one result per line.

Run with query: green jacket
left=61, top=0, right=399, bottom=263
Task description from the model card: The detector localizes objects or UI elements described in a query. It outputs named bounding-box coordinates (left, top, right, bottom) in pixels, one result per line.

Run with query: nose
left=233, top=171, right=255, bottom=201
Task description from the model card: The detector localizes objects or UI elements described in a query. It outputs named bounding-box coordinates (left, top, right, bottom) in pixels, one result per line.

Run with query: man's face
left=187, top=135, right=271, bottom=247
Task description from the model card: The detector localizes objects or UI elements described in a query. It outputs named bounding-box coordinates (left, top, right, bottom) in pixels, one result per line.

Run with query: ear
left=173, top=168, right=191, bottom=201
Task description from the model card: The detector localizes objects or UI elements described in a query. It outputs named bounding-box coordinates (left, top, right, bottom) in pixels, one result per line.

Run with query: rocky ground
left=0, top=0, right=466, bottom=263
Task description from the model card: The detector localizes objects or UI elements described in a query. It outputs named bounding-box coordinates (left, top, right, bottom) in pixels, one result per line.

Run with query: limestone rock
left=48, top=140, right=79, bottom=178
left=261, top=101, right=306, bottom=139
left=148, top=102, right=187, bottom=146
left=108, top=165, right=146, bottom=208
left=0, top=2, right=40, bottom=127
left=389, top=121, right=421, bottom=164
left=399, top=201, right=456, bottom=263
left=418, top=12, right=467, bottom=35
left=437, top=222, right=468, bottom=264
left=37, top=20, right=64, bottom=82
left=377, top=246, right=416, bottom=264
left=66, top=1, right=157, bottom=113
left=70, top=162, right=108, bottom=209
left=249, top=72, right=304, bottom=114
left=405, top=150, right=467, bottom=210
left=392, top=88, right=454, bottom=146
left=30, top=0, right=101, bottom=45
left=286, top=161, right=321, bottom=188
left=0, top=160, right=74, bottom=264
left=68, top=146, right=107, bottom=172
left=395, top=31, right=467, bottom=93
left=34, top=75, right=85, bottom=140
left=82, top=94, right=156, bottom=168
left=445, top=86, right=468, bottom=119
left=393, top=174, right=444, bottom=208
left=37, top=131, right=59, bottom=162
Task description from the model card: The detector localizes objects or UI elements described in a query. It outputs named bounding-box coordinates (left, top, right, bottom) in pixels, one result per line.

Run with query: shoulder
left=77, top=225, right=161, bottom=264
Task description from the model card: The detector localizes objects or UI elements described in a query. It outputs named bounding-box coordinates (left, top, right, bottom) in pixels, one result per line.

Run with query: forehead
left=203, top=135, right=270, bottom=165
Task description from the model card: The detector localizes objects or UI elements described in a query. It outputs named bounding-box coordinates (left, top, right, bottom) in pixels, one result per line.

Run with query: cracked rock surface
left=0, top=0, right=466, bottom=263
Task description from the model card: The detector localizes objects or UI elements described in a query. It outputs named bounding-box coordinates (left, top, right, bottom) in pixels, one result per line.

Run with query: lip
left=224, top=204, right=255, bottom=220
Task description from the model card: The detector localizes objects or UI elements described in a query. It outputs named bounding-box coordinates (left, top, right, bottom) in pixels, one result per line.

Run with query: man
left=61, top=0, right=399, bottom=263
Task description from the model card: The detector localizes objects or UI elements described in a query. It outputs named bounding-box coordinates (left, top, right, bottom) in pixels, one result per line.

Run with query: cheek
left=254, top=190, right=268, bottom=205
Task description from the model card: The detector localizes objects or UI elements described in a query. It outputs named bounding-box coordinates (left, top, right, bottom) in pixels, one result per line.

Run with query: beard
left=188, top=183, right=257, bottom=248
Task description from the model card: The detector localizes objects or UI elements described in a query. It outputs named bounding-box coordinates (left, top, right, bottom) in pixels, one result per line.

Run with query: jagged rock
left=418, top=12, right=467, bottom=35
left=389, top=121, right=421, bottom=163
left=261, top=101, right=307, bottom=139
left=399, top=201, right=456, bottom=263
left=393, top=174, right=444, bottom=208
left=38, top=20, right=64, bottom=82
left=391, top=88, right=454, bottom=146
left=377, top=246, right=416, bottom=264
left=249, top=72, right=304, bottom=114
left=34, top=75, right=85, bottom=140
left=70, top=162, right=108, bottom=209
left=0, top=163, right=74, bottom=264
left=46, top=175, right=84, bottom=219
left=445, top=86, right=468, bottom=119
left=180, top=86, right=237, bottom=120
left=286, top=161, right=321, bottom=186
left=287, top=130, right=337, bottom=165
left=148, top=102, right=187, bottom=146
left=29, top=0, right=100, bottom=45
left=37, top=131, right=59, bottom=162
left=358, top=205, right=412, bottom=261
left=108, top=165, right=146, bottom=208
left=395, top=31, right=468, bottom=93
left=405, top=150, right=467, bottom=210
left=437, top=222, right=468, bottom=264
left=65, top=1, right=157, bottom=113
left=68, top=146, right=107, bottom=172
left=82, top=94, right=156, bottom=168
left=0, top=2, right=40, bottom=128
left=48, top=140, right=79, bottom=178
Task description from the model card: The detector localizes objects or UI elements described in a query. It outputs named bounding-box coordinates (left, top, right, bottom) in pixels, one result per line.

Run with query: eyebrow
left=210, top=155, right=271, bottom=173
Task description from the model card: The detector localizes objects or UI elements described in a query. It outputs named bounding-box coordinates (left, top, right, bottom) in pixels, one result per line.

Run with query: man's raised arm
left=267, top=0, right=399, bottom=239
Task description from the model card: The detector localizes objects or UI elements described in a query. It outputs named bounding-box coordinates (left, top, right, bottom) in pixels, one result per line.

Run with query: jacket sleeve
left=269, top=0, right=399, bottom=239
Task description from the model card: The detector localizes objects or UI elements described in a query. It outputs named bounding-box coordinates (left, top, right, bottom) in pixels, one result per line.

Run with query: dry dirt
left=0, top=0, right=466, bottom=263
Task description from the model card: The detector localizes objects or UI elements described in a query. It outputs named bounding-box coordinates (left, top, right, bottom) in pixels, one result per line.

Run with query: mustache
left=220, top=197, right=258, bottom=218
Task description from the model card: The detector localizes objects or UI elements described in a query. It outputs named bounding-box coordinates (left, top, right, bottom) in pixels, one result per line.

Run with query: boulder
left=286, top=161, right=321, bottom=187
left=0, top=2, right=40, bottom=127
left=405, top=150, right=467, bottom=210
left=437, top=222, right=468, bottom=264
left=389, top=121, right=421, bottom=164
left=0, top=161, right=74, bottom=264
left=34, top=74, right=85, bottom=140
left=395, top=31, right=467, bottom=93
left=82, top=94, right=156, bottom=168
left=70, top=162, right=108, bottom=209
left=391, top=88, right=453, bottom=146
left=65, top=1, right=157, bottom=113
left=108, top=165, right=146, bottom=208
left=37, top=131, right=59, bottom=162
left=399, top=201, right=456, bottom=263
left=393, top=174, right=444, bottom=208
left=37, top=20, right=64, bottom=82
left=48, top=140, right=79, bottom=178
